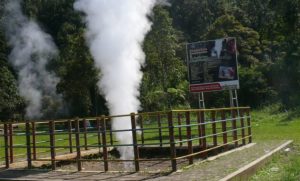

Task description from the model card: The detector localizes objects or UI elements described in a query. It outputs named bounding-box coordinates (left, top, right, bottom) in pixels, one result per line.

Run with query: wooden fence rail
left=0, top=107, right=252, bottom=172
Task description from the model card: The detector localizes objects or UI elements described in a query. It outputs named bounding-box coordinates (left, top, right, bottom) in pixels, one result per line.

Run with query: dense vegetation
left=0, top=0, right=299, bottom=119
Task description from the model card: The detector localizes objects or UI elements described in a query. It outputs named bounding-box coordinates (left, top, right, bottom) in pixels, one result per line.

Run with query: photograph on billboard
left=186, top=37, right=239, bottom=92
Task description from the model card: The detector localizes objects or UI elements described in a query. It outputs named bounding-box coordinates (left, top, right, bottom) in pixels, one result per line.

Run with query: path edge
left=219, top=140, right=293, bottom=181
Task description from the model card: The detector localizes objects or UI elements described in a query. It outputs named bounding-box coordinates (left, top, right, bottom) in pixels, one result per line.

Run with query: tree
left=169, top=0, right=227, bottom=41
left=239, top=66, right=277, bottom=107
left=141, top=6, right=188, bottom=111
left=21, top=1, right=108, bottom=117
left=56, top=22, right=102, bottom=117
left=203, top=15, right=275, bottom=107
left=204, top=15, right=263, bottom=67
left=23, top=0, right=79, bottom=43
left=271, top=26, right=300, bottom=108
left=0, top=29, right=24, bottom=120
left=0, top=64, right=24, bottom=120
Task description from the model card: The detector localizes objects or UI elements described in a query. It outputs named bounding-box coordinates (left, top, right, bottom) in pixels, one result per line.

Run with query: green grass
left=250, top=105, right=300, bottom=181
left=0, top=131, right=103, bottom=161
left=252, top=107, right=300, bottom=142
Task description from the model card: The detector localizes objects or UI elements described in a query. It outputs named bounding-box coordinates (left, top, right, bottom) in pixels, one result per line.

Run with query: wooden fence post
left=186, top=111, right=193, bottom=165
left=100, top=116, right=108, bottom=172
left=157, top=113, right=162, bottom=147
left=196, top=111, right=202, bottom=148
left=96, top=118, right=102, bottom=152
left=31, top=122, right=36, bottom=160
left=75, top=119, right=82, bottom=171
left=9, top=123, right=13, bottom=163
left=139, top=115, right=144, bottom=146
left=25, top=121, right=32, bottom=169
left=177, top=113, right=183, bottom=147
left=83, top=119, right=88, bottom=150
left=108, top=118, right=113, bottom=146
left=221, top=110, right=228, bottom=151
left=211, top=110, right=217, bottom=147
left=49, top=121, right=56, bottom=170
left=68, top=120, right=73, bottom=153
left=200, top=111, right=207, bottom=158
left=4, top=124, right=9, bottom=168
left=168, top=111, right=177, bottom=171
left=240, top=110, right=246, bottom=145
left=232, top=110, right=238, bottom=147
left=246, top=109, right=252, bottom=143
left=131, top=113, right=140, bottom=172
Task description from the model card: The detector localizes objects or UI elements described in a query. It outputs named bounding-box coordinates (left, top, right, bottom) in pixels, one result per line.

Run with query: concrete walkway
left=0, top=140, right=291, bottom=181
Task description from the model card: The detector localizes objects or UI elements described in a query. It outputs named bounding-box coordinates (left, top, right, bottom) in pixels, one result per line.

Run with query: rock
left=270, top=167, right=279, bottom=172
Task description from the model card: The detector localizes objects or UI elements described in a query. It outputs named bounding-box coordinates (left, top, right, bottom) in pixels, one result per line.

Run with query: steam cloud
left=3, top=0, right=62, bottom=119
left=74, top=0, right=161, bottom=159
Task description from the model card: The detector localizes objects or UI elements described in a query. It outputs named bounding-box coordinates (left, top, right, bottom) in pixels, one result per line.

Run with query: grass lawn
left=250, top=106, right=300, bottom=181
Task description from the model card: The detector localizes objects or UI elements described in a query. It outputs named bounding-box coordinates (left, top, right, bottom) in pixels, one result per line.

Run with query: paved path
left=0, top=140, right=289, bottom=181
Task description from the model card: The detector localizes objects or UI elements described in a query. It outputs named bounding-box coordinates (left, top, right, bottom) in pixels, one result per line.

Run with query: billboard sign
left=186, top=37, right=239, bottom=92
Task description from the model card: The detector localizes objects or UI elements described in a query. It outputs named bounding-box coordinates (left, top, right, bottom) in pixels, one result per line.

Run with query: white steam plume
left=3, top=0, right=62, bottom=119
left=74, top=0, right=161, bottom=159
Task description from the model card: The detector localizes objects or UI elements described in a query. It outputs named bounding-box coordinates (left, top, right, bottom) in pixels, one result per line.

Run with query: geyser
left=74, top=0, right=161, bottom=159
left=3, top=0, right=62, bottom=119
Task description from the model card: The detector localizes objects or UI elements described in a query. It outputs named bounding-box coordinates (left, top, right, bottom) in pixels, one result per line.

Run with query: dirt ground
left=0, top=140, right=289, bottom=181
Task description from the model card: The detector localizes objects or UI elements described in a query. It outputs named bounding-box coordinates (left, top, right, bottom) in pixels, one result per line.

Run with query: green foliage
left=22, top=1, right=107, bottom=117
left=0, top=30, right=24, bottom=120
left=239, top=66, right=277, bottom=107
left=204, top=15, right=262, bottom=67
left=203, top=91, right=228, bottom=108
left=202, top=14, right=273, bottom=107
left=271, top=30, right=300, bottom=108
left=0, top=0, right=299, bottom=117
left=141, top=6, right=188, bottom=111
left=170, top=0, right=226, bottom=41
left=0, top=65, right=24, bottom=119
left=56, top=22, right=101, bottom=117
left=0, top=31, right=8, bottom=64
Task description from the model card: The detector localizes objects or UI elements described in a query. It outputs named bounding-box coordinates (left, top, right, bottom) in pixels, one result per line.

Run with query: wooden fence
left=0, top=107, right=251, bottom=172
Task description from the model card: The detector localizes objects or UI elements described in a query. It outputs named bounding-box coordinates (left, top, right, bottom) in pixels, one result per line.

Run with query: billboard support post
left=229, top=90, right=234, bottom=107
left=229, top=89, right=239, bottom=107
left=229, top=89, right=240, bottom=118
left=198, top=92, right=205, bottom=109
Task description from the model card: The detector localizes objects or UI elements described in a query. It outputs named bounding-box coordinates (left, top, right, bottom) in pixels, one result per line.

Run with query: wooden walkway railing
left=0, top=107, right=252, bottom=172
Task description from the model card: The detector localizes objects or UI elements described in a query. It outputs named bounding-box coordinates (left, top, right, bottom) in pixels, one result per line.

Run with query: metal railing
left=0, top=107, right=252, bottom=172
